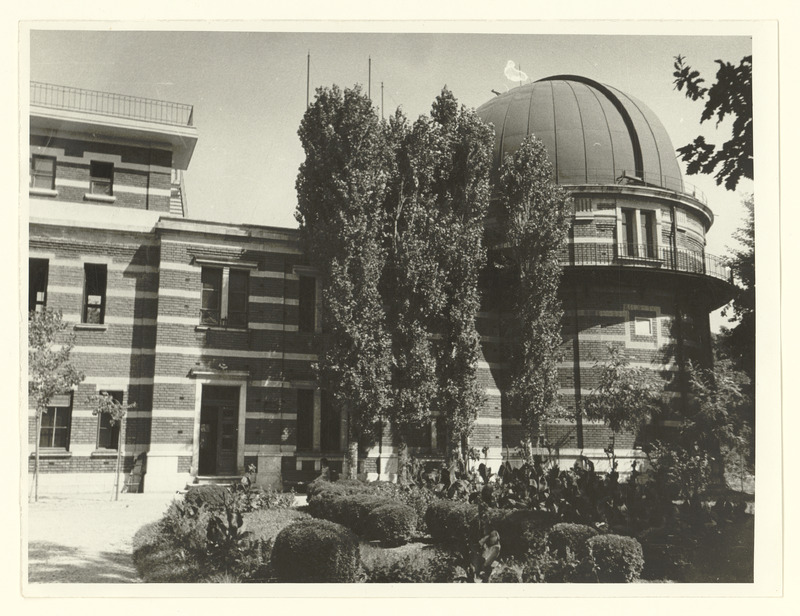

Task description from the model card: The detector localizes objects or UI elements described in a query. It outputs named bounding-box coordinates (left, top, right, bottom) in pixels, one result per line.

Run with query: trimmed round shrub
left=425, top=500, right=480, bottom=546
left=308, top=493, right=385, bottom=531
left=184, top=484, right=229, bottom=510
left=488, top=509, right=553, bottom=559
left=395, top=486, right=438, bottom=533
left=547, top=523, right=599, bottom=559
left=365, top=503, right=417, bottom=546
left=586, top=534, right=645, bottom=582
left=270, top=519, right=360, bottom=582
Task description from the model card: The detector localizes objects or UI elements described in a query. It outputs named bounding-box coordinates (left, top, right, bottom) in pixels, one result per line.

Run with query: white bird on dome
left=504, top=60, right=528, bottom=83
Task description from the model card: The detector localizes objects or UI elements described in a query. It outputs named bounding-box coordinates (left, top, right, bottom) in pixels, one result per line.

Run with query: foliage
left=496, top=135, right=571, bottom=439
left=296, top=84, right=393, bottom=477
left=270, top=519, right=361, bottom=583
left=424, top=499, right=481, bottom=547
left=231, top=466, right=297, bottom=512
left=585, top=534, right=645, bottom=583
left=132, top=505, right=309, bottom=583
left=683, top=359, right=752, bottom=480
left=487, top=559, right=524, bottom=583
left=718, top=194, right=755, bottom=389
left=361, top=544, right=461, bottom=583
left=364, top=503, right=418, bottom=547
left=309, top=493, right=386, bottom=531
left=426, top=90, right=494, bottom=462
left=28, top=308, right=85, bottom=501
left=184, top=484, right=229, bottom=511
left=672, top=55, right=752, bottom=191
left=381, top=109, right=447, bottom=476
left=28, top=308, right=85, bottom=414
left=582, top=345, right=662, bottom=438
left=486, top=508, right=552, bottom=560
left=546, top=523, right=599, bottom=560
left=645, top=442, right=712, bottom=508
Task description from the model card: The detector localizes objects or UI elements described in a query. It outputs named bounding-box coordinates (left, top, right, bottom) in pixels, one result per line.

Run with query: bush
left=425, top=500, right=481, bottom=546
left=395, top=486, right=439, bottom=533
left=488, top=509, right=553, bottom=559
left=361, top=544, right=461, bottom=583
left=160, top=500, right=214, bottom=557
left=546, top=523, right=598, bottom=560
left=270, top=519, right=361, bottom=582
left=246, top=508, right=311, bottom=543
left=488, top=559, right=524, bottom=583
left=184, top=484, right=229, bottom=510
left=364, top=503, right=417, bottom=546
left=585, top=534, right=645, bottom=582
left=308, top=493, right=385, bottom=532
left=233, top=484, right=296, bottom=512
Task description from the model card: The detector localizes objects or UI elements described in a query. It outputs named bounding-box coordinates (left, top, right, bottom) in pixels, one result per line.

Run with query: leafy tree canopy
left=673, top=54, right=752, bottom=191
left=28, top=308, right=84, bottom=414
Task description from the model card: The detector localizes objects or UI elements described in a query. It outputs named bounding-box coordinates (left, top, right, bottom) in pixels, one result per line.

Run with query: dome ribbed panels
left=477, top=75, right=683, bottom=191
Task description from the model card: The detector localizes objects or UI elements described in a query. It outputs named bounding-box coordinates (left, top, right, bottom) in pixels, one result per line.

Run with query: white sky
left=28, top=27, right=754, bottom=329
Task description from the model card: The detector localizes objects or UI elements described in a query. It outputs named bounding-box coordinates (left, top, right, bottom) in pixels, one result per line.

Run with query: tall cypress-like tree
left=497, top=135, right=571, bottom=443
left=295, top=85, right=392, bottom=478
left=381, top=110, right=446, bottom=480
left=427, top=89, right=494, bottom=463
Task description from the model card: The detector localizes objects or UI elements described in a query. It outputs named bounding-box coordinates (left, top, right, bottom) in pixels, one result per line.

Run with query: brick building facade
left=27, top=77, right=733, bottom=493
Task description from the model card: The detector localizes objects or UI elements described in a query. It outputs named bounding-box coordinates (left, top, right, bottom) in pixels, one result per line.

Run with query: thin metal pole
left=368, top=56, right=371, bottom=100
left=381, top=82, right=384, bottom=120
left=306, top=52, right=310, bottom=108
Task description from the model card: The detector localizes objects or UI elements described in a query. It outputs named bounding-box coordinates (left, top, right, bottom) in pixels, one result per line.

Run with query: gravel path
left=26, top=492, right=178, bottom=584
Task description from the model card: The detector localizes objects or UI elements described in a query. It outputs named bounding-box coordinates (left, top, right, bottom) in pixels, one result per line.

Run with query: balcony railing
left=560, top=242, right=732, bottom=283
left=31, top=82, right=194, bottom=127
left=555, top=168, right=707, bottom=205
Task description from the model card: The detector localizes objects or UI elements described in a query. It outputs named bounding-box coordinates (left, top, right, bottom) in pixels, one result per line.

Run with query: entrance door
left=198, top=385, right=240, bottom=476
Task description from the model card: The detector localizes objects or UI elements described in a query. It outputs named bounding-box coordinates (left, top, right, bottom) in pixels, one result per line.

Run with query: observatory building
left=27, top=77, right=733, bottom=493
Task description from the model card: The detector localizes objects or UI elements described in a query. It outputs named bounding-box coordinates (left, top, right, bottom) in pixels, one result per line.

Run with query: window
left=320, top=391, right=342, bottom=452
left=200, top=266, right=249, bottom=328
left=620, top=208, right=658, bottom=258
left=201, top=267, right=222, bottom=325
left=30, top=155, right=55, bottom=190
left=298, top=275, right=316, bottom=333
left=227, top=269, right=249, bottom=329
left=634, top=317, right=653, bottom=336
left=96, top=391, right=122, bottom=450
left=39, top=393, right=72, bottom=449
left=89, top=161, right=114, bottom=195
left=83, top=264, right=107, bottom=324
left=296, top=389, right=314, bottom=452
left=29, top=258, right=48, bottom=313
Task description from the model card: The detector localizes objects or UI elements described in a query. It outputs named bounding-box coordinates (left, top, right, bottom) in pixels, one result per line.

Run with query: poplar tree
left=497, top=135, right=571, bottom=443
left=296, top=85, right=392, bottom=478
left=381, top=110, right=446, bottom=480
left=427, top=89, right=494, bottom=463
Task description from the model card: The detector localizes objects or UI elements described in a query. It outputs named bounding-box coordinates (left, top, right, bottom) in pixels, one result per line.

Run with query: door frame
left=191, top=377, right=247, bottom=477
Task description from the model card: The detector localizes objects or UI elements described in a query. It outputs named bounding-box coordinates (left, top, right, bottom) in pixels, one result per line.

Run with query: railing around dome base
left=560, top=243, right=732, bottom=283
left=555, top=167, right=708, bottom=205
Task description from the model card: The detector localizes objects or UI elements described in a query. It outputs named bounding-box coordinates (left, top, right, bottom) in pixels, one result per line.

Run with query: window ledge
left=31, top=450, right=72, bottom=459
left=74, top=323, right=108, bottom=331
left=195, top=325, right=248, bottom=333
left=91, top=449, right=119, bottom=458
left=29, top=187, right=58, bottom=197
left=84, top=193, right=116, bottom=204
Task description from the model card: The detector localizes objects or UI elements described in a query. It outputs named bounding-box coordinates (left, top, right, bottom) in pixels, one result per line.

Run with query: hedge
left=270, top=519, right=361, bottom=583
left=364, top=503, right=417, bottom=547
left=546, top=523, right=599, bottom=560
left=586, top=534, right=645, bottom=582
left=424, top=500, right=480, bottom=546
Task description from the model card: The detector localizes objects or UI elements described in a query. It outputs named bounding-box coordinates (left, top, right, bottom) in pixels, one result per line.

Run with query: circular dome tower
left=473, top=76, right=734, bottom=470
